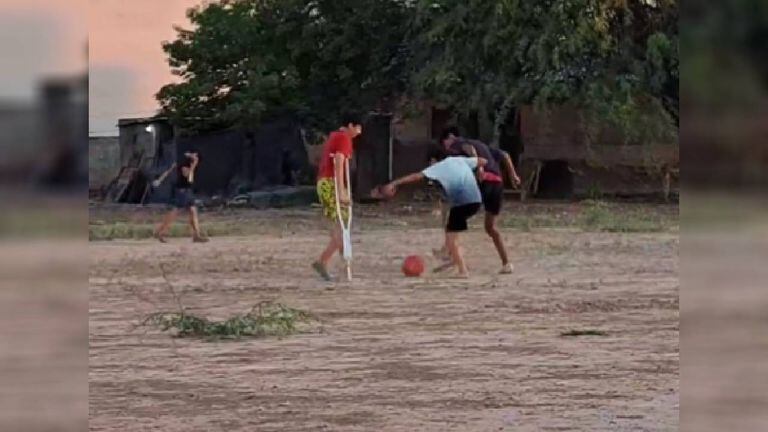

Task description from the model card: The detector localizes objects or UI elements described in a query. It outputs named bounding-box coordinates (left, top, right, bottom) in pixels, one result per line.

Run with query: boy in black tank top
left=153, top=152, right=209, bottom=243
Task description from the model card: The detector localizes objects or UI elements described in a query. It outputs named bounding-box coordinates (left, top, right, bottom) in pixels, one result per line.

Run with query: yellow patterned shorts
left=317, top=178, right=349, bottom=221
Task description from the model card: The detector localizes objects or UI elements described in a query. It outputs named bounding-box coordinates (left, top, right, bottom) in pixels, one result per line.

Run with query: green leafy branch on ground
left=142, top=301, right=315, bottom=341
left=134, top=263, right=316, bottom=341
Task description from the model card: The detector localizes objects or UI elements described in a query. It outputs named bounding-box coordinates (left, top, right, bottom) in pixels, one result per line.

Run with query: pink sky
left=89, top=0, right=200, bottom=135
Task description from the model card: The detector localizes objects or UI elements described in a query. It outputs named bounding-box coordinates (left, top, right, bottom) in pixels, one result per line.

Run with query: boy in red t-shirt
left=312, top=113, right=363, bottom=281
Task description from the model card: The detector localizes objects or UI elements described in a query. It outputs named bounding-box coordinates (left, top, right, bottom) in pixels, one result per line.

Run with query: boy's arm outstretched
left=381, top=172, right=425, bottom=197
left=152, top=163, right=177, bottom=187
left=380, top=157, right=487, bottom=198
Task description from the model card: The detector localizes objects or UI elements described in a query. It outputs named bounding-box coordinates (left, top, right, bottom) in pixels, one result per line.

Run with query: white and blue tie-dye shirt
left=421, top=156, right=482, bottom=207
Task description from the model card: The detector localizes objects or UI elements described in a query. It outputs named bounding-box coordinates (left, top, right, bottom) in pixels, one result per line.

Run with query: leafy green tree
left=158, top=0, right=677, bottom=146
left=158, top=0, right=410, bottom=134
left=407, top=0, right=678, bottom=145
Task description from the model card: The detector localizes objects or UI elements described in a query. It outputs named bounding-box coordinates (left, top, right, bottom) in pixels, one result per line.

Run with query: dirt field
left=89, top=203, right=679, bottom=431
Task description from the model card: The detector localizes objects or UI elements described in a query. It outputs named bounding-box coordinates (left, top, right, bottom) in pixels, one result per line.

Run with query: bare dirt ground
left=1, top=240, right=88, bottom=432
left=680, top=195, right=768, bottom=432
left=89, top=203, right=678, bottom=431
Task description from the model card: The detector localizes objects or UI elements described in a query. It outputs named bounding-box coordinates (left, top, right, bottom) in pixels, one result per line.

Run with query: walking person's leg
left=432, top=200, right=452, bottom=262
left=485, top=212, right=512, bottom=273
left=313, top=178, right=343, bottom=281
left=155, top=209, right=178, bottom=243
left=320, top=223, right=343, bottom=265
left=189, top=206, right=209, bottom=242
left=445, top=231, right=468, bottom=277
left=481, top=182, right=513, bottom=273
left=436, top=203, right=479, bottom=277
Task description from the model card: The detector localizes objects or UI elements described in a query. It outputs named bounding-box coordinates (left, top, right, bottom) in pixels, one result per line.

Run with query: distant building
left=88, top=136, right=120, bottom=195
left=0, top=73, right=87, bottom=188
left=101, top=116, right=311, bottom=204
left=517, top=105, right=678, bottom=199
left=0, top=102, right=42, bottom=183
left=39, top=74, right=88, bottom=187
left=391, top=103, right=678, bottom=199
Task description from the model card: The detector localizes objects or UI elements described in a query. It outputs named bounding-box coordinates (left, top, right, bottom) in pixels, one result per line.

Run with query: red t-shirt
left=482, top=171, right=503, bottom=183
left=317, top=131, right=353, bottom=179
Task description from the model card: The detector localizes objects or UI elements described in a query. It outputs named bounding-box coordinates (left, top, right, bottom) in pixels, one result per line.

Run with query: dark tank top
left=175, top=163, right=193, bottom=189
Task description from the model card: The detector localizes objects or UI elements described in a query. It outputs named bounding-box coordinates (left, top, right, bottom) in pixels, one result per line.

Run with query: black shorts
left=172, top=188, right=195, bottom=209
left=480, top=181, right=503, bottom=215
left=446, top=203, right=481, bottom=232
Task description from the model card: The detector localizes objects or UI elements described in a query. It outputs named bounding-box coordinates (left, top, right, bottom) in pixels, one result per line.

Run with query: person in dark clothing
left=438, top=127, right=521, bottom=274
left=153, top=152, right=209, bottom=243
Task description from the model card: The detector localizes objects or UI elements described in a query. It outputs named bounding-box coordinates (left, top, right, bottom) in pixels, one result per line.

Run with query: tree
left=407, top=0, right=678, bottom=145
left=158, top=0, right=678, bottom=146
left=158, top=0, right=411, bottom=134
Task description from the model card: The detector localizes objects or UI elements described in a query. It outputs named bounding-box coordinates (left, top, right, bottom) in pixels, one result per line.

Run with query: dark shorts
left=446, top=203, right=481, bottom=232
left=172, top=188, right=195, bottom=209
left=480, top=181, right=504, bottom=215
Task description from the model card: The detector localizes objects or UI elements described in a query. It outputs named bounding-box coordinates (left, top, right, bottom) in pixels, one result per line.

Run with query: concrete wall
left=88, top=136, right=120, bottom=190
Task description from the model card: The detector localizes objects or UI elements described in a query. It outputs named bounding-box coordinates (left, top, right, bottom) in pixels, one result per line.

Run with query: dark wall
left=392, top=138, right=434, bottom=178
left=248, top=118, right=309, bottom=189
left=169, top=119, right=310, bottom=197
left=176, top=130, right=246, bottom=196
left=354, top=114, right=393, bottom=196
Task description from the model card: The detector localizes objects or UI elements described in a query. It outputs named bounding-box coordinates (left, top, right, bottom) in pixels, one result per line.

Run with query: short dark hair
left=340, top=112, right=364, bottom=127
left=179, top=151, right=197, bottom=167
left=439, top=126, right=461, bottom=143
left=428, top=144, right=447, bottom=162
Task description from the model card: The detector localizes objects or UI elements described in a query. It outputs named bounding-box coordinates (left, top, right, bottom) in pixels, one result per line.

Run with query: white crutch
left=334, top=157, right=353, bottom=281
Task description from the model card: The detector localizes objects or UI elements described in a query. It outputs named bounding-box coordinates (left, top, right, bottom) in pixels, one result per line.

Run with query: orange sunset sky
left=89, top=0, right=199, bottom=135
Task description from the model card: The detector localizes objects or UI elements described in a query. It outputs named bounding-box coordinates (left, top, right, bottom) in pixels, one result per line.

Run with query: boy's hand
left=381, top=183, right=396, bottom=198
left=339, top=192, right=351, bottom=205
left=151, top=180, right=161, bottom=188
left=476, top=166, right=485, bottom=182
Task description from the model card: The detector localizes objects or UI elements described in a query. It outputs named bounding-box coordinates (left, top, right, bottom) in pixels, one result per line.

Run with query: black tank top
left=175, top=164, right=192, bottom=189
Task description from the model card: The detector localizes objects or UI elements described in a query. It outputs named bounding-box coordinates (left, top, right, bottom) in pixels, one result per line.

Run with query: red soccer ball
left=402, top=255, right=425, bottom=277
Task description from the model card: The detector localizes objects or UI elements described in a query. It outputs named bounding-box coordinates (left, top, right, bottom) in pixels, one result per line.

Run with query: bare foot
left=154, top=232, right=168, bottom=243
left=499, top=263, right=514, bottom=274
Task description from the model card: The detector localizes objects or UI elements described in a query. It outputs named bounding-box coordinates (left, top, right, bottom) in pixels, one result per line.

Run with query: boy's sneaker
left=193, top=235, right=210, bottom=243
left=312, top=261, right=332, bottom=281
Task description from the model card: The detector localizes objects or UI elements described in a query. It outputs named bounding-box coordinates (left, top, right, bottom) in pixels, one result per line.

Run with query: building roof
left=117, top=116, right=169, bottom=127
left=89, top=136, right=119, bottom=143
